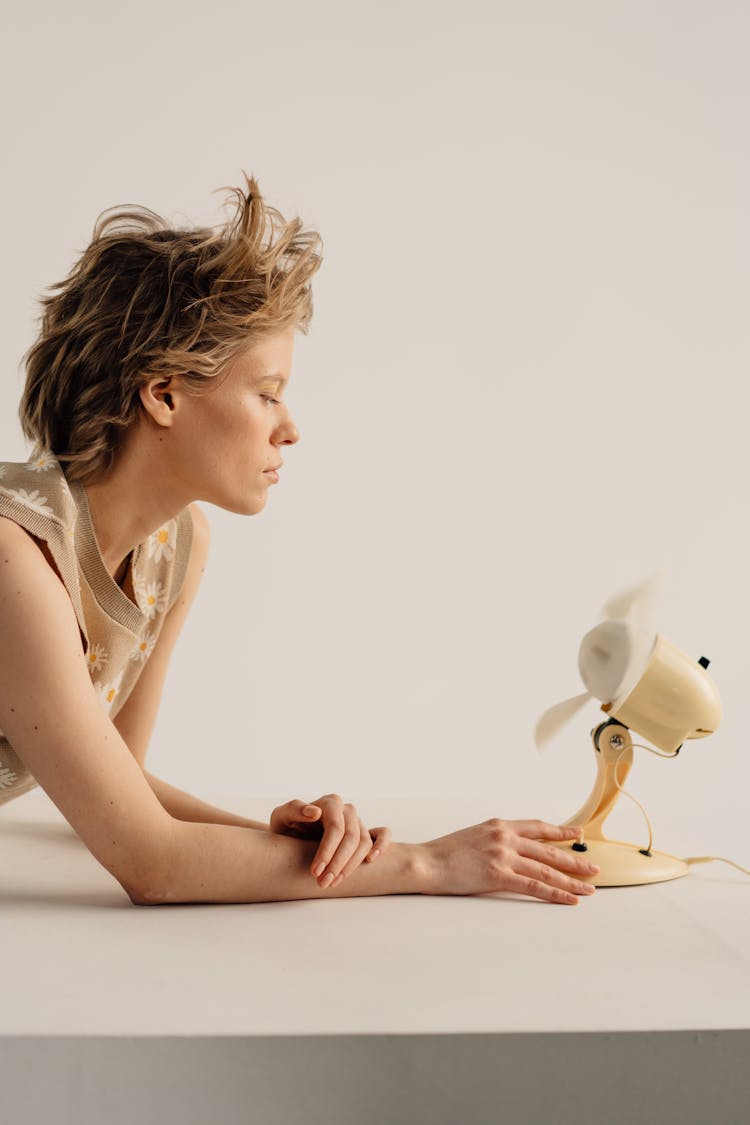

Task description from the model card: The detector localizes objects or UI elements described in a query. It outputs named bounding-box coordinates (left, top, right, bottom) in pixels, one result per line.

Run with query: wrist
left=310, top=839, right=433, bottom=898
left=412, top=841, right=437, bottom=895
left=392, top=841, right=433, bottom=895
left=366, top=840, right=432, bottom=896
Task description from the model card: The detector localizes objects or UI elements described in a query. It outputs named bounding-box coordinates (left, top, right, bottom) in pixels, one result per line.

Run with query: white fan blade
left=534, top=691, right=592, bottom=751
left=578, top=619, right=657, bottom=706
left=599, top=566, right=666, bottom=629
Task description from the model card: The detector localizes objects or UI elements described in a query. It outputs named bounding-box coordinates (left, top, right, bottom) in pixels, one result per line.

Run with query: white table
left=2, top=789, right=748, bottom=1124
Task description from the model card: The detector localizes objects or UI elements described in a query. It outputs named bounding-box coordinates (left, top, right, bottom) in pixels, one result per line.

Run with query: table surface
left=2, top=789, right=749, bottom=1036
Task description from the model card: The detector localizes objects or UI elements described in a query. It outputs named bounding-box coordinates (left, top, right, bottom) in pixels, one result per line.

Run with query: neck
left=81, top=440, right=191, bottom=581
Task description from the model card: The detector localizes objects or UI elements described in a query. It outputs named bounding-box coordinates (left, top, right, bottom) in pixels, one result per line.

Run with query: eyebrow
left=255, top=371, right=288, bottom=386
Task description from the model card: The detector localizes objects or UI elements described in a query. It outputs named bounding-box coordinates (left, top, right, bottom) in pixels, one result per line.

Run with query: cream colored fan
left=533, top=569, right=731, bottom=887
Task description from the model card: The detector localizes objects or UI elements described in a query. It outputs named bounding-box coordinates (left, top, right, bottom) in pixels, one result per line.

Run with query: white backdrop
left=1, top=1, right=746, bottom=861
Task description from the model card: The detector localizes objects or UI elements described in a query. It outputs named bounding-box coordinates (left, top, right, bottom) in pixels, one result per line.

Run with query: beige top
left=0, top=452, right=193, bottom=806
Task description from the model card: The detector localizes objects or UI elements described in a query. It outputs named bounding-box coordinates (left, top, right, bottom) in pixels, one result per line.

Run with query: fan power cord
left=682, top=856, right=750, bottom=876
left=610, top=743, right=750, bottom=879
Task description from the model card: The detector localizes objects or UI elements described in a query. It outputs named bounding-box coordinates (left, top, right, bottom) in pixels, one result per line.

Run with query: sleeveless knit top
left=0, top=451, right=194, bottom=806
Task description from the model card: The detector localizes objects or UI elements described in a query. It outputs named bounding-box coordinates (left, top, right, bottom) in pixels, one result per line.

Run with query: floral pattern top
left=0, top=452, right=193, bottom=805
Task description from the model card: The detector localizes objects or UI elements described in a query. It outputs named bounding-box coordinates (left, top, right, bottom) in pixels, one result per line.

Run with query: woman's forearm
left=132, top=819, right=427, bottom=905
left=144, top=771, right=269, bottom=831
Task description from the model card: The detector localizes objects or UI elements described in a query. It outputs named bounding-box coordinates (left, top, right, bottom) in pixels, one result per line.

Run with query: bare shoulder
left=0, top=511, right=49, bottom=551
left=0, top=514, right=61, bottom=583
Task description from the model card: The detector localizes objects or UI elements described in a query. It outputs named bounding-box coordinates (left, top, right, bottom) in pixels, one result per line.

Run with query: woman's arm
left=136, top=816, right=596, bottom=907
left=0, top=516, right=594, bottom=909
left=135, top=819, right=427, bottom=904
left=0, top=516, right=175, bottom=900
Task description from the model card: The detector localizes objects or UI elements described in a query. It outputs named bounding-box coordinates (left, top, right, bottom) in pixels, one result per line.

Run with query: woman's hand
left=421, top=818, right=600, bottom=904
left=269, top=794, right=392, bottom=889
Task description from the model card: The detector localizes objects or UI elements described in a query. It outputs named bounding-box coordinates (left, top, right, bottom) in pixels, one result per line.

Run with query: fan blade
left=599, top=566, right=666, bottom=629
left=578, top=619, right=657, bottom=705
left=534, top=691, right=592, bottom=751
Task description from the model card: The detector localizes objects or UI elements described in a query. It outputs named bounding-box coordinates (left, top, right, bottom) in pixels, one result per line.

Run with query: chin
left=201, top=475, right=270, bottom=516
left=220, top=492, right=268, bottom=517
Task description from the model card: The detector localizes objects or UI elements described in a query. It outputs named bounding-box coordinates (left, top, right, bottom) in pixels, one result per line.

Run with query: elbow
left=121, top=870, right=179, bottom=906
left=122, top=881, right=154, bottom=906
left=116, top=867, right=158, bottom=905
left=125, top=884, right=177, bottom=906
left=120, top=873, right=161, bottom=905
left=116, top=835, right=178, bottom=907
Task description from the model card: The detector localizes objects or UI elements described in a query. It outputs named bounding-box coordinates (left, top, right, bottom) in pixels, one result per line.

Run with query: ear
left=139, top=376, right=177, bottom=428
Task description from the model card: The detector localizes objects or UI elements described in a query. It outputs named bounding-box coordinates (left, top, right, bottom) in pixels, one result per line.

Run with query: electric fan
left=533, top=569, right=729, bottom=887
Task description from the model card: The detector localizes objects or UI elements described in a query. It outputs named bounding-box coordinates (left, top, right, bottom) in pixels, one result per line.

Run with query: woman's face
left=163, top=327, right=300, bottom=515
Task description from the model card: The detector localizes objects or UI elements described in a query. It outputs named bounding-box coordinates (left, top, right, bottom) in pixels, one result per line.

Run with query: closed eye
left=260, top=394, right=281, bottom=406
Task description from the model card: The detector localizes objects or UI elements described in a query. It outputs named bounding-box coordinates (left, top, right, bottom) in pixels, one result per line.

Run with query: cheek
left=221, top=410, right=269, bottom=471
left=203, top=397, right=264, bottom=442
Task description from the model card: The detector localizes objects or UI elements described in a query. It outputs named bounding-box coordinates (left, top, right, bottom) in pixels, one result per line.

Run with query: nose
left=276, top=413, right=300, bottom=446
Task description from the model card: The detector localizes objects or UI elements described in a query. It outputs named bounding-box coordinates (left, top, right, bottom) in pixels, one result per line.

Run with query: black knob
left=698, top=656, right=710, bottom=669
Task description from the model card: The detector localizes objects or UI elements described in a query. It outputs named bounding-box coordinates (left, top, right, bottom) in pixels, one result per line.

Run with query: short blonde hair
left=19, top=171, right=323, bottom=484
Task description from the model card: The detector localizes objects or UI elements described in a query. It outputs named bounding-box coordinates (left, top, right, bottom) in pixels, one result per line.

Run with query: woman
left=0, top=172, right=599, bottom=906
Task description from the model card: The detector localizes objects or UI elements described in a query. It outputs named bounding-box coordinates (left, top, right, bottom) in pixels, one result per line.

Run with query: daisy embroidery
left=28, top=450, right=56, bottom=472
left=147, top=522, right=176, bottom=563
left=130, top=632, right=156, bottom=664
left=0, top=762, right=18, bottom=789
left=94, top=671, right=123, bottom=713
left=5, top=488, right=56, bottom=518
left=134, top=578, right=167, bottom=620
left=86, top=643, right=108, bottom=675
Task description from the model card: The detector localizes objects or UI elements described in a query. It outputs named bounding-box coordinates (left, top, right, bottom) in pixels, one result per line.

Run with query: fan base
left=548, top=836, right=690, bottom=888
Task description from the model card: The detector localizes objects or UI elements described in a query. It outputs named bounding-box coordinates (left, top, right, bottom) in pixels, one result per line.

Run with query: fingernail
left=313, top=863, right=325, bottom=877
left=370, top=849, right=381, bottom=862
left=321, top=872, right=334, bottom=888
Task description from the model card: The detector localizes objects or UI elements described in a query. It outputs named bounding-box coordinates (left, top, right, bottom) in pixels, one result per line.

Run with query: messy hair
left=18, top=171, right=323, bottom=484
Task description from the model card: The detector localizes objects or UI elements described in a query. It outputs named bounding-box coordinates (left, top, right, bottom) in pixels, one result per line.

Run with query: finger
left=516, top=836, right=600, bottom=878
left=287, top=801, right=322, bottom=838
left=309, top=794, right=347, bottom=879
left=503, top=871, right=583, bottom=905
left=282, top=799, right=317, bottom=825
left=512, top=855, right=596, bottom=902
left=317, top=810, right=364, bottom=886
left=329, top=819, right=374, bottom=887
left=513, top=820, right=585, bottom=841
left=315, top=804, right=364, bottom=886
left=365, top=825, right=391, bottom=861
